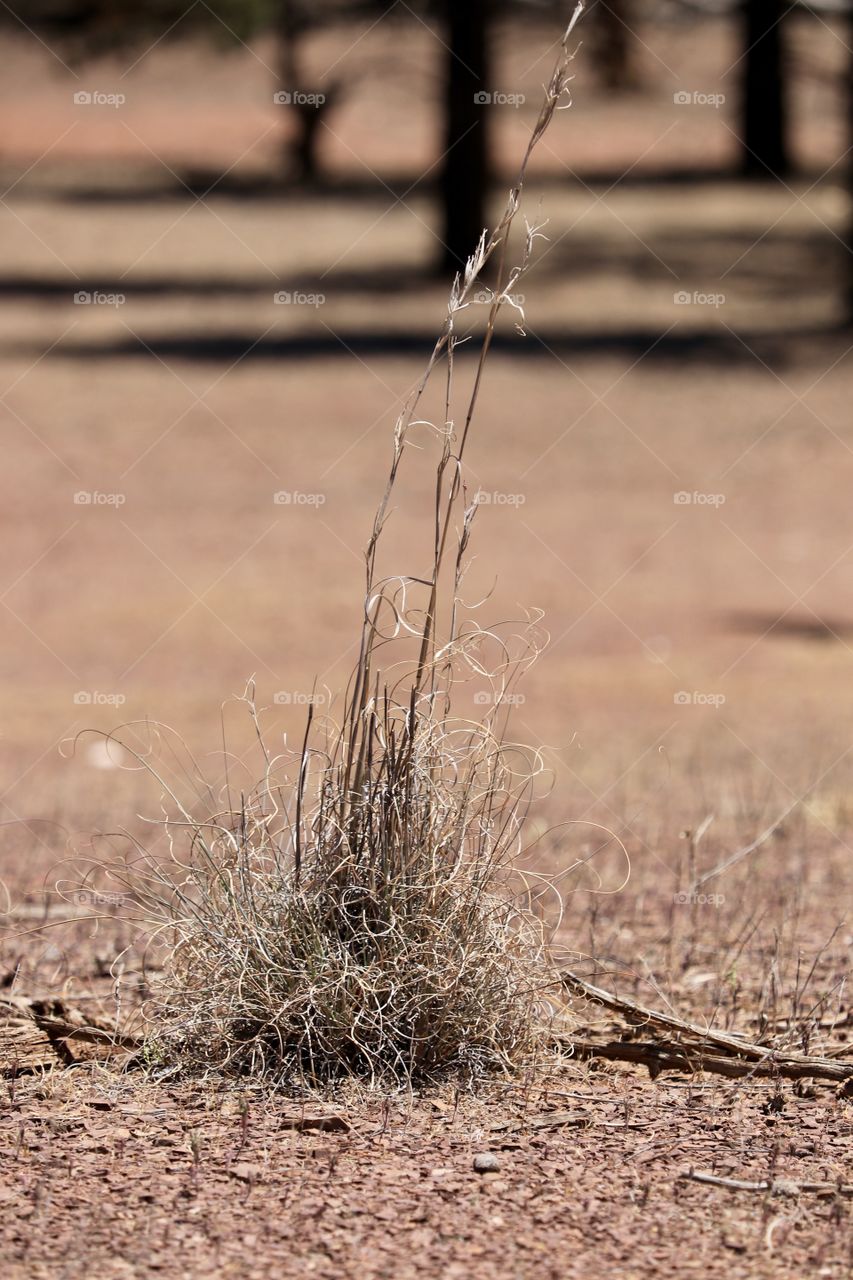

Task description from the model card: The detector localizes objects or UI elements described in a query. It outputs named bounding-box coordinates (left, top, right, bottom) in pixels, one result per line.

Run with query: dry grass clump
left=110, top=8, right=585, bottom=1089
left=132, top=692, right=554, bottom=1087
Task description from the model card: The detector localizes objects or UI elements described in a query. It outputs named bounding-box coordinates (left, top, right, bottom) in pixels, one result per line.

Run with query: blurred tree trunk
left=287, top=102, right=332, bottom=183
left=276, top=0, right=333, bottom=184
left=740, top=0, right=790, bottom=178
left=438, top=0, right=492, bottom=275
left=847, top=0, right=853, bottom=324
left=591, top=0, right=637, bottom=92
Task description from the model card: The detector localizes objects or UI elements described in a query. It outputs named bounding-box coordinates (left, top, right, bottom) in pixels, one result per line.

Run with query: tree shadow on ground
left=28, top=323, right=848, bottom=367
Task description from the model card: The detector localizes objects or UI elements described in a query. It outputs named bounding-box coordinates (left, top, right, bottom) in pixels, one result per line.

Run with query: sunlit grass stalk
left=110, top=6, right=586, bottom=1089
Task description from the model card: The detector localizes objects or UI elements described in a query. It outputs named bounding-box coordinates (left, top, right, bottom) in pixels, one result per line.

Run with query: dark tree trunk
left=276, top=0, right=324, bottom=184
left=847, top=0, right=853, bottom=323
left=740, top=0, right=790, bottom=178
left=591, top=0, right=636, bottom=92
left=290, top=104, right=327, bottom=183
left=438, top=0, right=492, bottom=276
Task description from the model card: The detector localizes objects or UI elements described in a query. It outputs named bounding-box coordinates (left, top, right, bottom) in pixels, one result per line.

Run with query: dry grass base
left=150, top=834, right=552, bottom=1088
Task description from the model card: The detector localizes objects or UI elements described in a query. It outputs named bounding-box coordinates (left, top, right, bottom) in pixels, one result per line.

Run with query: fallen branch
left=680, top=1170, right=853, bottom=1198
left=565, top=1036, right=853, bottom=1083
left=561, top=974, right=853, bottom=1083
left=277, top=1113, right=350, bottom=1133
left=490, top=1110, right=592, bottom=1133
left=562, top=972, right=768, bottom=1059
left=1, top=995, right=141, bottom=1074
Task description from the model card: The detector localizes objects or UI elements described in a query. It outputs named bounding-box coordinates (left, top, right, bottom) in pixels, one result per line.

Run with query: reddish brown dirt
left=1, top=1052, right=851, bottom=1279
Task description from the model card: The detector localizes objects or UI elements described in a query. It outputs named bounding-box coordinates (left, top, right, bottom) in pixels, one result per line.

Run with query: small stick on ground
left=689, top=796, right=802, bottom=891
left=489, top=1110, right=592, bottom=1133
left=680, top=1170, right=853, bottom=1198
left=564, top=1036, right=853, bottom=1083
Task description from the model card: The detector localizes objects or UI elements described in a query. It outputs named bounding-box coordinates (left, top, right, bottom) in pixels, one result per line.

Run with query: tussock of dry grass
left=138, top=703, right=556, bottom=1087
left=98, top=7, right=586, bottom=1090
left=118, top=608, right=567, bottom=1085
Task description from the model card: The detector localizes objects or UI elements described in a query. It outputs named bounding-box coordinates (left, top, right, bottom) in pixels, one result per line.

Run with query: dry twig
left=679, top=1170, right=853, bottom=1198
left=561, top=973, right=853, bottom=1083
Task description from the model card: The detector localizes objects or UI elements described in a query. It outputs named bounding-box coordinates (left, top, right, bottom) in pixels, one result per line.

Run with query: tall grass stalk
left=116, top=6, right=585, bottom=1089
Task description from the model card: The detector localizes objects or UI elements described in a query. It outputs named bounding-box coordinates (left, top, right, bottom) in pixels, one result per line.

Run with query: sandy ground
left=0, top=13, right=851, bottom=1278
left=1, top=1067, right=851, bottom=1280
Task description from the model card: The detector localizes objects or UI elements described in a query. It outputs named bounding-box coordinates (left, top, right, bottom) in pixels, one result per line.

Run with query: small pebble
left=473, top=1152, right=500, bottom=1174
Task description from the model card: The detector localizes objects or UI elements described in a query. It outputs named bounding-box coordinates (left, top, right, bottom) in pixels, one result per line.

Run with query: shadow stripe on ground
left=6, top=326, right=844, bottom=365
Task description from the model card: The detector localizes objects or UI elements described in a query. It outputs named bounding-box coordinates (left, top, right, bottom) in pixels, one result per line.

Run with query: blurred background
left=1, top=0, right=853, bottom=925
